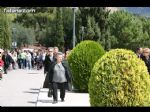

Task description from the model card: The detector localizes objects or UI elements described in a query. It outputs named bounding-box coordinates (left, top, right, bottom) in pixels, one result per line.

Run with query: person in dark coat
left=2, top=51, right=12, bottom=74
left=48, top=52, right=72, bottom=104
left=43, top=48, right=56, bottom=88
left=44, top=48, right=56, bottom=74
left=141, top=48, right=150, bottom=74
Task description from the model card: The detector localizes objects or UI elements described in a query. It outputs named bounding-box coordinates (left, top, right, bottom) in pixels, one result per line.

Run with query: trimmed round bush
left=68, top=40, right=105, bottom=92
left=89, top=49, right=150, bottom=106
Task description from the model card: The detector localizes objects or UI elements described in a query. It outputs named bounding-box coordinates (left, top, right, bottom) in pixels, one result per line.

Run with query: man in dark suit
left=48, top=52, right=72, bottom=104
left=43, top=48, right=56, bottom=88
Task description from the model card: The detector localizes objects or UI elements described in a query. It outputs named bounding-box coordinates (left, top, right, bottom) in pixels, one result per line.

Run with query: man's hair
left=48, top=47, right=54, bottom=51
left=54, top=47, right=59, bottom=50
left=143, top=48, right=149, bottom=53
left=136, top=47, right=142, bottom=51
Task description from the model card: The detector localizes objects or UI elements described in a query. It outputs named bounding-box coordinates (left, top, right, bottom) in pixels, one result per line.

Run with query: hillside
left=115, top=7, right=150, bottom=17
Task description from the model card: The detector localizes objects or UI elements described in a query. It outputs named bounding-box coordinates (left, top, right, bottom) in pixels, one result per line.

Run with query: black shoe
left=61, top=99, right=64, bottom=102
left=52, top=100, right=58, bottom=104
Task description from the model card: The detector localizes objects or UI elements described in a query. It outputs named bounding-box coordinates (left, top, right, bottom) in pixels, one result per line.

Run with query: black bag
left=48, top=83, right=53, bottom=97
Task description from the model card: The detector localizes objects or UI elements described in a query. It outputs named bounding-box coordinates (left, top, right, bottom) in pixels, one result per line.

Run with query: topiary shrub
left=89, top=49, right=150, bottom=106
left=68, top=40, right=105, bottom=92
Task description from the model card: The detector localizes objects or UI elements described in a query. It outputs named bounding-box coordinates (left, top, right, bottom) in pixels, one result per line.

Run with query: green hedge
left=68, top=40, right=105, bottom=92
left=89, top=49, right=150, bottom=106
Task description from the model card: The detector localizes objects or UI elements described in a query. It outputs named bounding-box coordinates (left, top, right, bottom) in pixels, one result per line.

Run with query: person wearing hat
left=48, top=52, right=72, bottom=104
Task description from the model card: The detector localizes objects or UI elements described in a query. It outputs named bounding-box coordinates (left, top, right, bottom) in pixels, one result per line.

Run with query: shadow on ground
left=23, top=91, right=39, bottom=94
left=30, top=88, right=40, bottom=91
left=27, top=101, right=37, bottom=104
left=38, top=99, right=53, bottom=103
left=27, top=73, right=40, bottom=74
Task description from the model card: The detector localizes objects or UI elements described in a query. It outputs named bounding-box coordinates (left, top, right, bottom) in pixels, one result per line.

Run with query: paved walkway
left=0, top=68, right=44, bottom=106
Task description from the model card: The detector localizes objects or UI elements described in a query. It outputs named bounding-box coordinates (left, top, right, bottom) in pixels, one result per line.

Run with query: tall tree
left=109, top=10, right=149, bottom=50
left=62, top=7, right=73, bottom=50
left=54, top=7, right=64, bottom=50
left=0, top=7, right=12, bottom=50
left=78, top=7, right=110, bottom=50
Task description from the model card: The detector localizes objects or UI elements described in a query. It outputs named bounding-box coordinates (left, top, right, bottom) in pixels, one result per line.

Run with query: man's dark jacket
left=43, top=54, right=56, bottom=88
left=44, top=54, right=56, bottom=74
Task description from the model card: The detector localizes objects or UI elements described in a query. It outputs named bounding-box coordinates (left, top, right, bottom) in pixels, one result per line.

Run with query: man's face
left=48, top=49, right=53, bottom=55
left=143, top=50, right=149, bottom=57
left=57, top=54, right=63, bottom=63
left=54, top=48, right=58, bottom=54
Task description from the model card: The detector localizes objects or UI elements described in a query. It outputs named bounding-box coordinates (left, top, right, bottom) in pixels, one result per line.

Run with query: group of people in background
left=0, top=47, right=71, bottom=78
left=136, top=47, right=150, bottom=74
left=0, top=49, right=45, bottom=80
left=0, top=46, right=72, bottom=104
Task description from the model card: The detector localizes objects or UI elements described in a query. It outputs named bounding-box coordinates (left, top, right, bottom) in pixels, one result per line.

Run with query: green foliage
left=89, top=49, right=150, bottom=106
left=14, top=7, right=73, bottom=49
left=68, top=40, right=105, bottom=92
left=109, top=10, right=150, bottom=50
left=78, top=7, right=111, bottom=50
left=84, top=16, right=95, bottom=40
left=11, top=23, right=35, bottom=47
left=0, top=7, right=12, bottom=50
left=14, top=7, right=55, bottom=29
left=140, top=17, right=150, bottom=47
left=54, top=7, right=64, bottom=50
left=14, top=7, right=56, bottom=45
left=62, top=7, right=73, bottom=49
